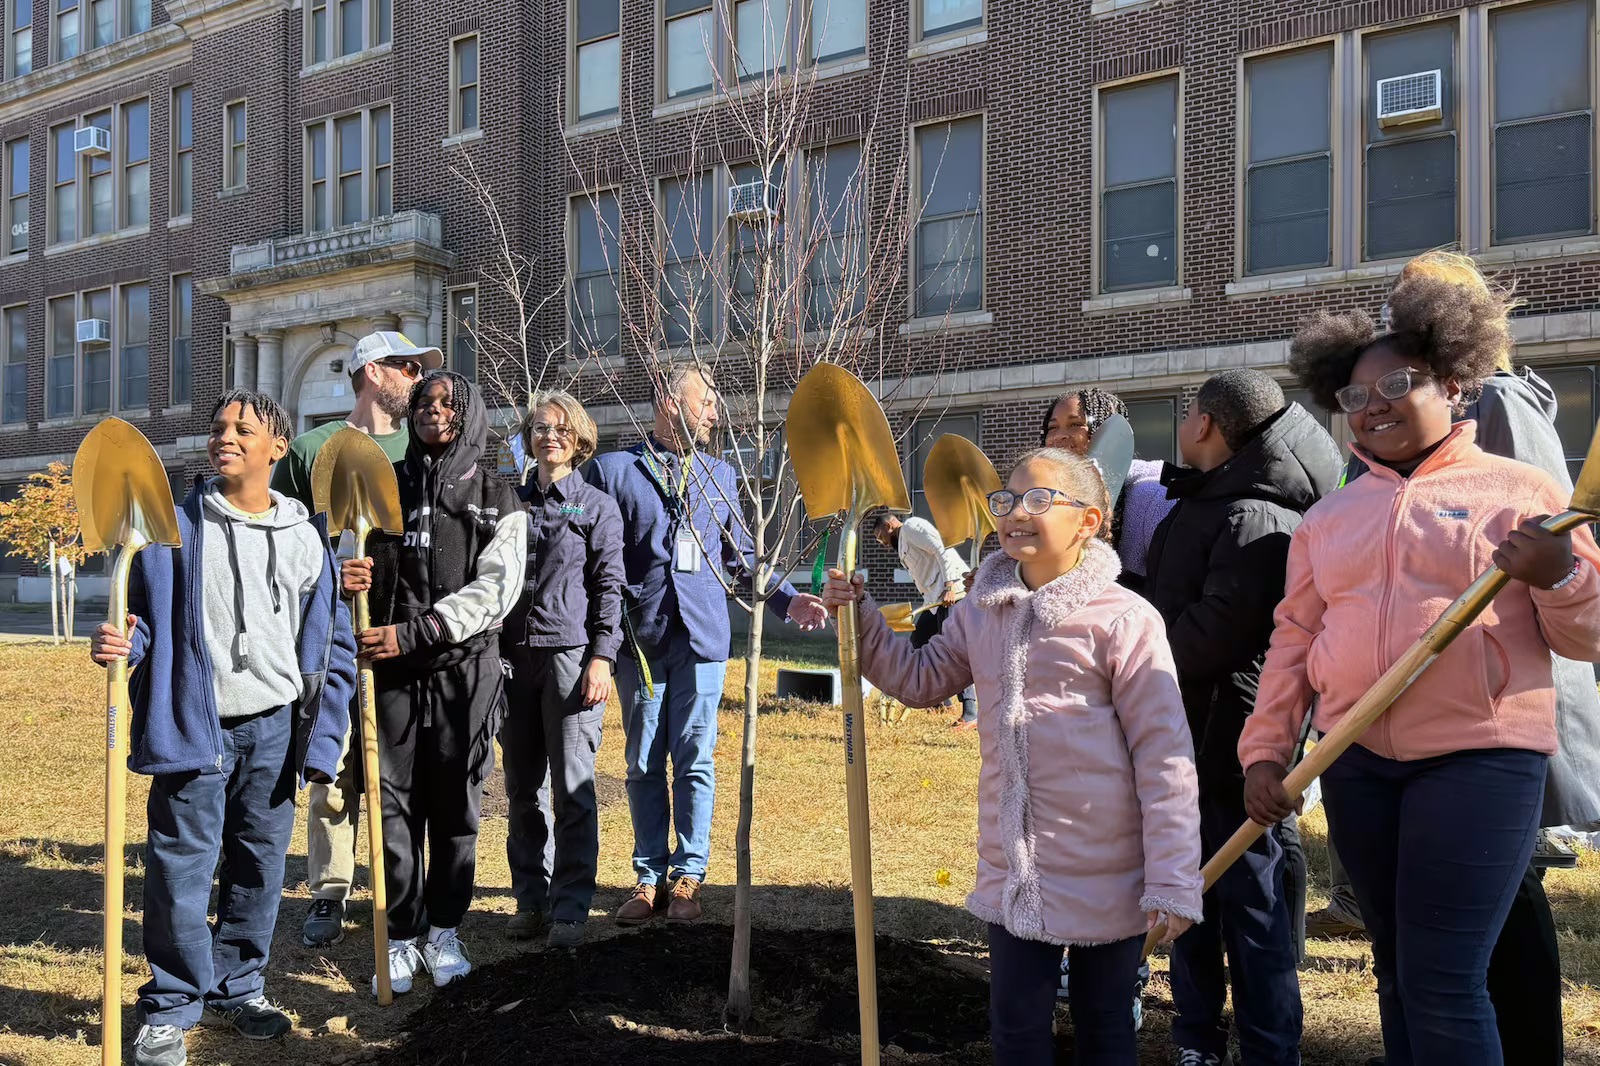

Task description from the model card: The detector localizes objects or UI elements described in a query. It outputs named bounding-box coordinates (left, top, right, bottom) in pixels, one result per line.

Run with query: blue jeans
left=1322, top=744, right=1547, bottom=1066
left=139, top=705, right=297, bottom=1028
left=616, top=628, right=727, bottom=884
left=989, top=923, right=1142, bottom=1065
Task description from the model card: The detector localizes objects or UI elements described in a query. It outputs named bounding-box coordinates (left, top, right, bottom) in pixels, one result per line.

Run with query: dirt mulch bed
left=370, top=924, right=992, bottom=1065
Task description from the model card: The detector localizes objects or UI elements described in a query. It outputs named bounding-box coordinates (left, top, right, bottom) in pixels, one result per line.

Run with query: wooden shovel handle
left=834, top=521, right=880, bottom=1066
left=351, top=527, right=392, bottom=1006
left=1142, top=508, right=1596, bottom=957
left=103, top=537, right=143, bottom=1065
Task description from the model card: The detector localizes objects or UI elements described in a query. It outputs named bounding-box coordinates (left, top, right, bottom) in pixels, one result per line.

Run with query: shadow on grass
left=0, top=984, right=98, bottom=1041
left=0, top=838, right=146, bottom=955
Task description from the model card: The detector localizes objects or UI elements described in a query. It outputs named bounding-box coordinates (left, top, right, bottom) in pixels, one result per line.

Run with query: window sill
left=1081, top=287, right=1191, bottom=315
left=300, top=41, right=393, bottom=78
left=569, top=353, right=628, bottom=372
left=566, top=114, right=621, bottom=139
left=39, top=414, right=111, bottom=429
left=0, top=421, right=31, bottom=433
left=1224, top=265, right=1402, bottom=299
left=908, top=28, right=987, bottom=60
left=811, top=55, right=871, bottom=81
left=217, top=185, right=249, bottom=201
left=165, top=403, right=192, bottom=416
left=799, top=325, right=877, bottom=345
left=0, top=251, right=25, bottom=267
left=1477, top=235, right=1600, bottom=269
left=654, top=92, right=717, bottom=120
left=653, top=56, right=872, bottom=121
left=441, top=128, right=485, bottom=149
left=167, top=215, right=192, bottom=229
left=44, top=224, right=152, bottom=256
left=1092, top=0, right=1166, bottom=17
left=898, top=309, right=993, bottom=336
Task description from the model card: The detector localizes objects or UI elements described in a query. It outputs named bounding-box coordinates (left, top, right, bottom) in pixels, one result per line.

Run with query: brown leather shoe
left=665, top=877, right=702, bottom=924
left=614, top=883, right=658, bottom=926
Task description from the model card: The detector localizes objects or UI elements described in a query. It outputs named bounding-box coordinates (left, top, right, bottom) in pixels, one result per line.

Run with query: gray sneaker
left=302, top=898, right=347, bottom=948
left=547, top=920, right=586, bottom=949
left=133, top=1023, right=187, bottom=1066
left=201, top=997, right=292, bottom=1040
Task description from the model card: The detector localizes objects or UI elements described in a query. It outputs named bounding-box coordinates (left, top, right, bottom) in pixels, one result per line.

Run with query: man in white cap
left=270, top=328, right=443, bottom=949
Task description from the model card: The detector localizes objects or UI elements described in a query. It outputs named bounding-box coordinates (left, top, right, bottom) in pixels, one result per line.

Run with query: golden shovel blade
left=73, top=417, right=181, bottom=552
left=1571, top=420, right=1600, bottom=515
left=788, top=363, right=910, bottom=520
left=924, top=434, right=1000, bottom=550
left=312, top=427, right=404, bottom=537
left=879, top=602, right=916, bottom=633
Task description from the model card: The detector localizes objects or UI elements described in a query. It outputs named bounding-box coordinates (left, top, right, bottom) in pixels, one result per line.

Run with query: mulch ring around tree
left=369, top=924, right=993, bottom=1065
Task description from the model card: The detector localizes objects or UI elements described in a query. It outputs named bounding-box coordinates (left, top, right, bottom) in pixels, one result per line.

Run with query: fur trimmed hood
left=972, top=537, right=1123, bottom=627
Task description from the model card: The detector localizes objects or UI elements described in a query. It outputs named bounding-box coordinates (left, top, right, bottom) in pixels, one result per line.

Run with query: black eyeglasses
left=1334, top=367, right=1432, bottom=414
left=986, top=487, right=1091, bottom=517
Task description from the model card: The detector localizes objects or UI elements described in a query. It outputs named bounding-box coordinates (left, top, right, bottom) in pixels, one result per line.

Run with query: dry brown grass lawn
left=0, top=640, right=1597, bottom=1064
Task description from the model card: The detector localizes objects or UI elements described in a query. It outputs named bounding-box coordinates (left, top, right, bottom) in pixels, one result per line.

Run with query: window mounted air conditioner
left=76, top=318, right=111, bottom=343
left=74, top=125, right=112, bottom=156
left=727, top=180, right=779, bottom=221
left=1376, top=70, right=1443, bottom=128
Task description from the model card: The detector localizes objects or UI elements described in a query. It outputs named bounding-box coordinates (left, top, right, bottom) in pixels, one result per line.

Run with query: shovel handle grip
left=1141, top=509, right=1598, bottom=957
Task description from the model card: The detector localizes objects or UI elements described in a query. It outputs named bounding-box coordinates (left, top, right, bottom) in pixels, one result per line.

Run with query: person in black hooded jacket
left=341, top=370, right=526, bottom=997
left=1145, top=369, right=1342, bottom=1066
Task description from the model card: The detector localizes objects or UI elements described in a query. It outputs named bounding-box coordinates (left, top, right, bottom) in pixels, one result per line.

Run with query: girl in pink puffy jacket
left=822, top=448, right=1203, bottom=1065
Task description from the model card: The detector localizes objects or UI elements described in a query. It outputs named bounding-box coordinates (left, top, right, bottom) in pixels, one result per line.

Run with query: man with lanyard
left=872, top=513, right=976, bottom=727
left=270, top=329, right=442, bottom=950
left=585, top=362, right=829, bottom=924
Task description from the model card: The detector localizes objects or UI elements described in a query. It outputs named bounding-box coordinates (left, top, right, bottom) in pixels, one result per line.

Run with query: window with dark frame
left=734, top=0, right=789, bottom=79
left=664, top=0, right=715, bottom=100
left=55, top=0, right=79, bottom=61
left=575, top=0, right=620, bottom=121
left=660, top=173, right=715, bottom=347
left=810, top=0, right=864, bottom=64
left=453, top=36, right=479, bottom=133
left=5, top=138, right=27, bottom=255
left=1364, top=22, right=1458, bottom=261
left=1245, top=46, right=1333, bottom=275
left=905, top=413, right=979, bottom=522
left=1491, top=0, right=1594, bottom=246
left=922, top=0, right=981, bottom=40
left=449, top=288, right=477, bottom=379
left=915, top=117, right=983, bottom=317
left=82, top=287, right=111, bottom=415
left=122, top=98, right=149, bottom=228
left=1125, top=396, right=1179, bottom=464
left=570, top=192, right=621, bottom=358
left=50, top=123, right=74, bottom=244
left=119, top=282, right=148, bottom=410
left=46, top=295, right=73, bottom=417
left=8, top=0, right=32, bottom=78
left=1100, top=77, right=1178, bottom=292
left=306, top=105, right=391, bottom=232
left=171, top=275, right=192, bottom=406
left=82, top=109, right=112, bottom=237
left=172, top=85, right=192, bottom=217
left=804, top=142, right=866, bottom=331
left=224, top=100, right=247, bottom=189
left=1, top=304, right=24, bottom=424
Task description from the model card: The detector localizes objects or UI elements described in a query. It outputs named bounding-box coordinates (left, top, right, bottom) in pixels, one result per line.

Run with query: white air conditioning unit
left=723, top=442, right=779, bottom=481
left=76, top=318, right=111, bottom=344
left=1376, top=69, right=1443, bottom=128
left=727, top=180, right=779, bottom=221
left=74, top=125, right=111, bottom=156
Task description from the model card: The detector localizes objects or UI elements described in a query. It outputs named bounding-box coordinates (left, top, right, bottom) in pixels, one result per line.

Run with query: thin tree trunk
left=48, top=541, right=59, bottom=645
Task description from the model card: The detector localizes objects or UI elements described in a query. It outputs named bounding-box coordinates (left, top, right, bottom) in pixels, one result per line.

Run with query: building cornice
left=0, top=24, right=189, bottom=112
left=165, top=0, right=291, bottom=36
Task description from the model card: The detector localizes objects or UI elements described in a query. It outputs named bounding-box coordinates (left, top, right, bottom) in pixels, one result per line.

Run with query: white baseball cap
left=349, top=330, right=444, bottom=374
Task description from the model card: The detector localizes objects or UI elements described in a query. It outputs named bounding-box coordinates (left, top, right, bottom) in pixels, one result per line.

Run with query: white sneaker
left=371, top=938, right=424, bottom=997
left=422, top=927, right=472, bottom=987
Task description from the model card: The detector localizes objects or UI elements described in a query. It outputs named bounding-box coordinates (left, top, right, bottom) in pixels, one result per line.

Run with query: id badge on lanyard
left=675, top=526, right=702, bottom=573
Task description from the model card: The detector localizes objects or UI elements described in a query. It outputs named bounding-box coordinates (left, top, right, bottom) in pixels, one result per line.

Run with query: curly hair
left=1037, top=387, right=1128, bottom=447
left=1289, top=251, right=1516, bottom=413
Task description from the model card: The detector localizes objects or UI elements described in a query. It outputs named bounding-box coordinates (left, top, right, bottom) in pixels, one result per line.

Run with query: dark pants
left=502, top=644, right=605, bottom=923
left=988, top=923, right=1142, bottom=1065
left=377, top=653, right=501, bottom=941
left=913, top=605, right=977, bottom=721
left=1277, top=815, right=1307, bottom=965
left=1322, top=744, right=1546, bottom=1066
left=140, top=706, right=297, bottom=1028
left=1171, top=789, right=1303, bottom=1064
left=1487, top=864, right=1564, bottom=1064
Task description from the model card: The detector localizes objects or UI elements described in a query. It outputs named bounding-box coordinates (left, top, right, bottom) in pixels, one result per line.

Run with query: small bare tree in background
left=560, top=0, right=982, bottom=1027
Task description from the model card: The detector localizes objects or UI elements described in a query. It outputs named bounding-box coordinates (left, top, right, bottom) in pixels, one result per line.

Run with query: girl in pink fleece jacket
left=823, top=448, right=1203, bottom=1065
left=1240, top=264, right=1600, bottom=1066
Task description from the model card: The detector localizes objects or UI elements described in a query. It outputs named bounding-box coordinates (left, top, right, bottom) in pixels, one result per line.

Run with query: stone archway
left=285, top=335, right=355, bottom=433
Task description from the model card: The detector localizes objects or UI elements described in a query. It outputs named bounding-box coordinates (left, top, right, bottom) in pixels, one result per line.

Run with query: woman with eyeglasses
left=822, top=447, right=1202, bottom=1065
left=1239, top=263, right=1600, bottom=1066
left=498, top=390, right=625, bottom=950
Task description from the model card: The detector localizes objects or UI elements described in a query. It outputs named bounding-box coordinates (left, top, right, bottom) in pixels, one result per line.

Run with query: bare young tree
left=558, top=1, right=983, bottom=1028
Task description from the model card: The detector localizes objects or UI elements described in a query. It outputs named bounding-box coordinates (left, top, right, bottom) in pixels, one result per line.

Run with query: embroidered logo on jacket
left=1437, top=508, right=1469, bottom=520
left=559, top=504, right=586, bottom=516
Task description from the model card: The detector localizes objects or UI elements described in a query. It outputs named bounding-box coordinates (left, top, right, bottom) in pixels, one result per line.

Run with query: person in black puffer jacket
left=342, top=370, right=526, bottom=997
left=1145, top=369, right=1342, bottom=1066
